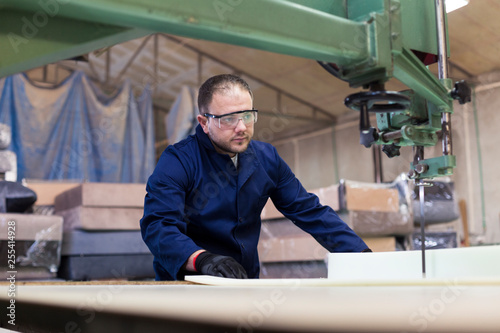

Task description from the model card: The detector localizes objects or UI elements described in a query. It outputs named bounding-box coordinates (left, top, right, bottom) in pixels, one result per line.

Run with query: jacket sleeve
left=140, top=149, right=203, bottom=279
left=269, top=148, right=369, bottom=253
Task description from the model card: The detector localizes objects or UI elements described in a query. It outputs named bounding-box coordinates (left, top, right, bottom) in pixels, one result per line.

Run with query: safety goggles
left=204, top=109, right=258, bottom=130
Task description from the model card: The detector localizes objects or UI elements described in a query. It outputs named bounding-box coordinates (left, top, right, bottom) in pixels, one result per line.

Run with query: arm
left=269, top=149, right=369, bottom=252
left=140, top=150, right=203, bottom=279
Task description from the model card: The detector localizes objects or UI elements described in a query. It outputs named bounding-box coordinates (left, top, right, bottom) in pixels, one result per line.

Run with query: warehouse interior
left=2, top=0, right=500, bottom=332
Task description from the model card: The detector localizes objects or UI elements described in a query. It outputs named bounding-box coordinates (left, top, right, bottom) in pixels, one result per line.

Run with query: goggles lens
left=205, top=110, right=258, bottom=129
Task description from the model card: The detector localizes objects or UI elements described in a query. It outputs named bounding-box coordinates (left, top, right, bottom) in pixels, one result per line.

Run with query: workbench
left=1, top=276, right=500, bottom=333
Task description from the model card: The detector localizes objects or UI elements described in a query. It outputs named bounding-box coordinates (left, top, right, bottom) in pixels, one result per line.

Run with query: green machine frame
left=0, top=0, right=470, bottom=179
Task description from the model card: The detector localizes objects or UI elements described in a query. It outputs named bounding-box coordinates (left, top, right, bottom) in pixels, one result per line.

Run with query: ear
left=197, top=114, right=209, bottom=134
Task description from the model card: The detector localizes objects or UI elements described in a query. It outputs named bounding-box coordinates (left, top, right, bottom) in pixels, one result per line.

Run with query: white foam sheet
left=186, top=246, right=500, bottom=287
left=328, top=245, right=500, bottom=280
left=186, top=275, right=500, bottom=287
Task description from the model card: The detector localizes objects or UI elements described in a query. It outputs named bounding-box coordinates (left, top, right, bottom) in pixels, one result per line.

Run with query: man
left=141, top=74, right=370, bottom=281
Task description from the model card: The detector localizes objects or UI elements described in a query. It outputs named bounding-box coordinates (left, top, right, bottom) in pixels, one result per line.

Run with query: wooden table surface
left=1, top=277, right=500, bottom=333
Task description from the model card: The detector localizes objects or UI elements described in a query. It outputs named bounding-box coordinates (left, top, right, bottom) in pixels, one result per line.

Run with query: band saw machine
left=0, top=0, right=473, bottom=276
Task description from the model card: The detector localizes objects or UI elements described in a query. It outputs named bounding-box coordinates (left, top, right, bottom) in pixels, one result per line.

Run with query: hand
left=195, top=252, right=248, bottom=279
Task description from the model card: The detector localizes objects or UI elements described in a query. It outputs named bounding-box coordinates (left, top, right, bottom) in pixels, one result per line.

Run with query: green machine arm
left=0, top=0, right=471, bottom=179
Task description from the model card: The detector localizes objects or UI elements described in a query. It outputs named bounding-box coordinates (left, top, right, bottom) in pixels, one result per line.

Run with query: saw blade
left=419, top=183, right=426, bottom=278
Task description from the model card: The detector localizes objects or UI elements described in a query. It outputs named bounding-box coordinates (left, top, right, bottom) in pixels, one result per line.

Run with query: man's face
left=197, top=85, right=254, bottom=157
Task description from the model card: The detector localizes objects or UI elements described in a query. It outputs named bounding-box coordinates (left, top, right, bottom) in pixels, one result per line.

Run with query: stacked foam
left=53, top=183, right=154, bottom=281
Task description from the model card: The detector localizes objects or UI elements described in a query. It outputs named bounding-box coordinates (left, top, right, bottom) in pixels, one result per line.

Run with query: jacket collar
left=196, top=124, right=216, bottom=152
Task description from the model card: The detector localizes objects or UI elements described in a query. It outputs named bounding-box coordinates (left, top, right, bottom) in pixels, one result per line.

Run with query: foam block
left=258, top=234, right=328, bottom=263
left=54, top=183, right=146, bottom=211
left=58, top=254, right=155, bottom=281
left=0, top=213, right=63, bottom=275
left=0, top=213, right=63, bottom=241
left=56, top=206, right=142, bottom=231
left=61, top=230, right=150, bottom=255
left=349, top=210, right=413, bottom=236
left=327, top=245, right=500, bottom=280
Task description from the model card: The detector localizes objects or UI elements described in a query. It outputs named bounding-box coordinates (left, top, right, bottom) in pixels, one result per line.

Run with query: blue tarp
left=0, top=71, right=155, bottom=183
left=165, top=85, right=198, bottom=144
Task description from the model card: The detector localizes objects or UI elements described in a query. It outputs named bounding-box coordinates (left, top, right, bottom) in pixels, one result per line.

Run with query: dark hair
left=198, top=74, right=253, bottom=114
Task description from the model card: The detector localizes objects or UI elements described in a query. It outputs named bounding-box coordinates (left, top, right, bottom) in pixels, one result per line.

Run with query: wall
left=452, top=71, right=500, bottom=244
left=273, top=127, right=338, bottom=190
left=272, top=72, right=500, bottom=245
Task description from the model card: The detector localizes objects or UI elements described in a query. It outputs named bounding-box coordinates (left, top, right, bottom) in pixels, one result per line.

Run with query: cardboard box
left=362, top=236, right=397, bottom=252
left=345, top=183, right=399, bottom=213
left=26, top=181, right=80, bottom=206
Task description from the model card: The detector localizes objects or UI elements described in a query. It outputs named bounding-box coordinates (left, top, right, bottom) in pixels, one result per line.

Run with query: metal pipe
left=381, top=130, right=403, bottom=142
left=436, top=0, right=449, bottom=79
left=435, top=0, right=453, bottom=156
left=373, top=145, right=383, bottom=183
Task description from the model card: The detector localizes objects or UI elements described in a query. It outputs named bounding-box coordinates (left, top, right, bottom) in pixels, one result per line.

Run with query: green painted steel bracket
left=411, top=155, right=456, bottom=179
left=0, top=0, right=370, bottom=78
left=375, top=91, right=442, bottom=147
left=0, top=8, right=150, bottom=78
left=1, top=0, right=451, bottom=107
left=1, top=0, right=448, bottom=108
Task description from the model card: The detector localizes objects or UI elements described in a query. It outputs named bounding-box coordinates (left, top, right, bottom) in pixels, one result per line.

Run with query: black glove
left=195, top=252, right=248, bottom=279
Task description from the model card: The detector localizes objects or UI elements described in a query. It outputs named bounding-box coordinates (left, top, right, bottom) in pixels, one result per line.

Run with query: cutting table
left=1, top=278, right=500, bottom=332
left=2, top=246, right=500, bottom=332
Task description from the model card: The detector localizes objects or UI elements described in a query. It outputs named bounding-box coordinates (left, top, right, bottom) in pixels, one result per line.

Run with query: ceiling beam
left=162, top=35, right=337, bottom=121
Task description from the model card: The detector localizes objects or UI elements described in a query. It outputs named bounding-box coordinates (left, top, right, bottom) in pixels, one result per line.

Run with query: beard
left=209, top=132, right=251, bottom=156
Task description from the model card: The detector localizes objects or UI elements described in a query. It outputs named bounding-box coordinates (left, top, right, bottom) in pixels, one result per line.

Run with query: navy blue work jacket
left=141, top=125, right=368, bottom=280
